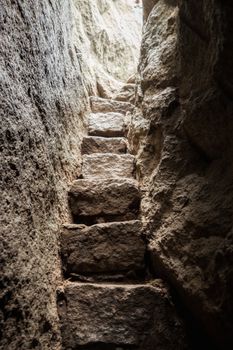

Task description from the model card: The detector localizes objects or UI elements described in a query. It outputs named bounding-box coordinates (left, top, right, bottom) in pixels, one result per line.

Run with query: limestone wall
left=129, top=0, right=233, bottom=348
left=73, top=0, right=142, bottom=96
left=0, top=0, right=142, bottom=349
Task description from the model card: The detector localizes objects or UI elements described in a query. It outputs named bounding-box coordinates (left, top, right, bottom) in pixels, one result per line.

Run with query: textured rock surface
left=82, top=153, right=135, bottom=179
left=60, top=281, right=188, bottom=349
left=68, top=178, right=140, bottom=223
left=73, top=0, right=142, bottom=87
left=61, top=221, right=145, bottom=277
left=87, top=112, right=127, bottom=137
left=81, top=136, right=127, bottom=155
left=90, top=96, right=134, bottom=114
left=130, top=0, right=233, bottom=348
left=142, top=0, right=158, bottom=22
left=113, top=83, right=136, bottom=103
left=0, top=1, right=89, bottom=349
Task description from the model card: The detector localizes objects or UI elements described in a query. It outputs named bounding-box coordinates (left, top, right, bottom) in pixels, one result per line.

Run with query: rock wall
left=73, top=0, right=142, bottom=96
left=0, top=1, right=143, bottom=349
left=130, top=0, right=233, bottom=348
left=0, top=1, right=88, bottom=349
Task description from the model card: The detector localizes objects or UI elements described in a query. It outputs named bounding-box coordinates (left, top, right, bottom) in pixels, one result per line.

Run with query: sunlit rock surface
left=0, top=0, right=143, bottom=349
left=73, top=0, right=143, bottom=95
left=0, top=1, right=88, bottom=349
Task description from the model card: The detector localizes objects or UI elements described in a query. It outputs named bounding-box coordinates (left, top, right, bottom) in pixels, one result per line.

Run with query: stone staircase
left=57, top=94, right=185, bottom=350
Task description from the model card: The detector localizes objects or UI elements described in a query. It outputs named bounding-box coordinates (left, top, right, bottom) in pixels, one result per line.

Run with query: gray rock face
left=73, top=0, right=142, bottom=86
left=113, top=83, right=136, bottom=103
left=68, top=178, right=140, bottom=222
left=82, top=153, right=135, bottom=179
left=81, top=136, right=127, bottom=155
left=90, top=96, right=134, bottom=114
left=87, top=112, right=126, bottom=137
left=60, top=282, right=187, bottom=349
left=0, top=1, right=87, bottom=349
left=130, top=0, right=233, bottom=348
left=142, top=0, right=158, bottom=22
left=61, top=221, right=145, bottom=277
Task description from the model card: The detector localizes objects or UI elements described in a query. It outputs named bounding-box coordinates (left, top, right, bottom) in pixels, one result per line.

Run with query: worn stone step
left=61, top=221, right=145, bottom=279
left=81, top=136, right=127, bottom=155
left=113, top=83, right=136, bottom=103
left=87, top=112, right=126, bottom=137
left=68, top=178, right=140, bottom=225
left=90, top=96, right=134, bottom=114
left=82, top=153, right=135, bottom=179
left=59, top=281, right=184, bottom=349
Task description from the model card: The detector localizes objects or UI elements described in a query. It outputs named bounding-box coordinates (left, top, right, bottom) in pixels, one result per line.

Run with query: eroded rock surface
left=90, top=96, right=134, bottom=114
left=68, top=178, right=140, bottom=222
left=60, top=76, right=188, bottom=348
left=61, top=221, right=145, bottom=278
left=0, top=1, right=88, bottom=348
left=113, top=83, right=136, bottom=103
left=82, top=153, right=135, bottom=179
left=0, top=1, right=142, bottom=349
left=129, top=0, right=233, bottom=348
left=60, top=282, right=187, bottom=350
left=87, top=112, right=127, bottom=137
left=82, top=136, right=127, bottom=155
left=74, top=0, right=142, bottom=81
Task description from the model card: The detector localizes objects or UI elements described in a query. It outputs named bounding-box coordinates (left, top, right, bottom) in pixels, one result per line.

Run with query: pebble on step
left=90, top=96, right=134, bottom=114
left=81, top=136, right=127, bottom=155
left=59, top=281, right=186, bottom=349
left=87, top=112, right=126, bottom=137
left=68, top=178, right=140, bottom=224
left=61, top=221, right=145, bottom=278
left=82, top=153, right=135, bottom=179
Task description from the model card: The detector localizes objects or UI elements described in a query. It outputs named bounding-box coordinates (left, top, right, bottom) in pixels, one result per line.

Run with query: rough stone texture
left=130, top=0, right=233, bottom=348
left=142, top=0, right=158, bottom=22
left=0, top=1, right=90, bottom=349
left=82, top=154, right=135, bottom=179
left=87, top=112, right=127, bottom=137
left=59, top=281, right=188, bottom=350
left=113, top=83, right=136, bottom=103
left=90, top=96, right=134, bottom=114
left=73, top=0, right=142, bottom=88
left=140, top=1, right=178, bottom=88
left=68, top=178, right=140, bottom=223
left=81, top=136, right=127, bottom=155
left=61, top=221, right=145, bottom=277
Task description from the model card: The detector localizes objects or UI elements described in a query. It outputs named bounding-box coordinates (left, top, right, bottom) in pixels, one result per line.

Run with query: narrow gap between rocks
left=1, top=1, right=232, bottom=350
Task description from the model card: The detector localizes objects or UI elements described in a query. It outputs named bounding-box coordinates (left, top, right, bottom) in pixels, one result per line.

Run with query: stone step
left=58, top=281, right=183, bottom=349
left=68, top=178, right=140, bottom=225
left=82, top=153, right=135, bottom=179
left=81, top=136, right=127, bottom=155
left=61, top=221, right=145, bottom=279
left=113, top=83, right=136, bottom=103
left=90, top=96, right=134, bottom=114
left=87, top=112, right=126, bottom=137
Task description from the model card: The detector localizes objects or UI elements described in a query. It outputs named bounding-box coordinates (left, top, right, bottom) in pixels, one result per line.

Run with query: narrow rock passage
left=57, top=88, right=186, bottom=350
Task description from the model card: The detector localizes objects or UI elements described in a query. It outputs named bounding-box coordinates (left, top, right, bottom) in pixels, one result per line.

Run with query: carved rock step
left=87, top=112, right=126, bottom=137
left=59, top=281, right=184, bottom=349
left=82, top=153, right=135, bottom=179
left=90, top=96, right=134, bottom=114
left=81, top=136, right=127, bottom=155
left=113, top=83, right=136, bottom=103
left=61, top=221, right=145, bottom=279
left=68, top=178, right=140, bottom=225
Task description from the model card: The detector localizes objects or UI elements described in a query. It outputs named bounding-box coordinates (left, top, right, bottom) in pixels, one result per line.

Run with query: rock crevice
left=58, top=87, right=188, bottom=350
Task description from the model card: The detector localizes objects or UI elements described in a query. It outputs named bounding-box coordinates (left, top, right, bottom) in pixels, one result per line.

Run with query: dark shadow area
left=74, top=343, right=137, bottom=350
left=169, top=287, right=219, bottom=350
